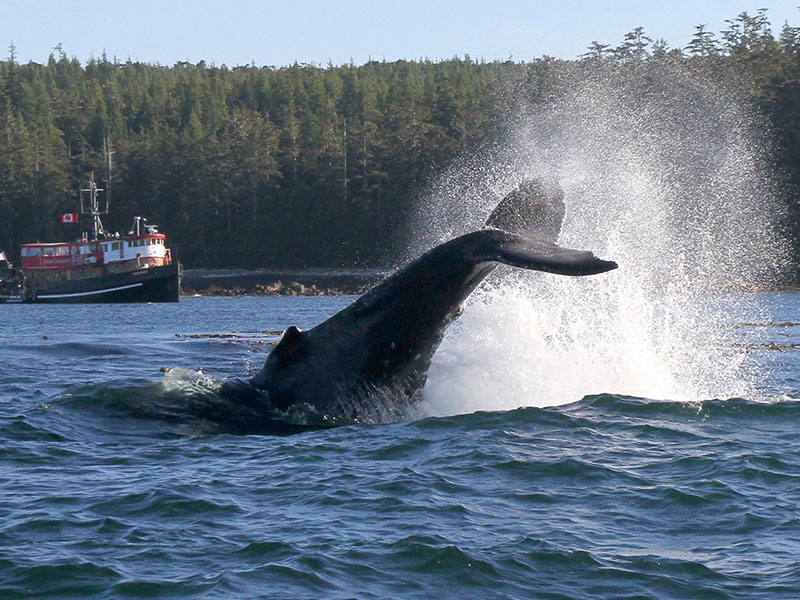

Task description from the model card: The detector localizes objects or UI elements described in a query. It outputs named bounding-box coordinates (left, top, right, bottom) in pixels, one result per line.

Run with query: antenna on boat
left=80, top=172, right=107, bottom=241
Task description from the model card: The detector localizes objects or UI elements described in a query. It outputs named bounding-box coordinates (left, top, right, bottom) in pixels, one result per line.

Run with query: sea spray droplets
left=419, top=64, right=788, bottom=413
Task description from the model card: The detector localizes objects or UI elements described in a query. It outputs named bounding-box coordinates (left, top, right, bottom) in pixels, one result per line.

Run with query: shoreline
left=180, top=268, right=387, bottom=297
left=181, top=268, right=800, bottom=297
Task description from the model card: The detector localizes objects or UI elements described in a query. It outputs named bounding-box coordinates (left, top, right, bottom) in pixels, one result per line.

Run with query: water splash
left=416, top=63, right=789, bottom=414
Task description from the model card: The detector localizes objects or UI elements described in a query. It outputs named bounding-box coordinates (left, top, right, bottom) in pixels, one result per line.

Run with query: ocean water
left=1, top=293, right=799, bottom=599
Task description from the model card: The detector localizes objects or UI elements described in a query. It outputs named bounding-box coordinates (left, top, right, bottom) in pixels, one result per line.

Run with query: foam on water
left=416, top=64, right=789, bottom=415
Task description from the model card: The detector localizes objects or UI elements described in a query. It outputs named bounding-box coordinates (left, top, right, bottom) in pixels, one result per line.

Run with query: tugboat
left=15, top=173, right=181, bottom=303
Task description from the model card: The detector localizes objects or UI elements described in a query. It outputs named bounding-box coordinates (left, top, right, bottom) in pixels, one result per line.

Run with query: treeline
left=0, top=50, right=514, bottom=267
left=1, top=9, right=799, bottom=270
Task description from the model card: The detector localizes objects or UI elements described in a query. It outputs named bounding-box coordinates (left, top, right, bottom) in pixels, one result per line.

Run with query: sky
left=3, top=1, right=800, bottom=68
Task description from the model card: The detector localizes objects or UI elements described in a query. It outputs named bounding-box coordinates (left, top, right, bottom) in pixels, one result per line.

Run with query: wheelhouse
left=20, top=233, right=171, bottom=271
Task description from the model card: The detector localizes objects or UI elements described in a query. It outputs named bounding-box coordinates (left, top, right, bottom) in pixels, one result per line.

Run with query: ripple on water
left=4, top=562, right=122, bottom=599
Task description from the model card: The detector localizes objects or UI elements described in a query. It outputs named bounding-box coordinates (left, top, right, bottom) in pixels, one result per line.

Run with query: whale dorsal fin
left=281, top=325, right=302, bottom=344
left=485, top=178, right=565, bottom=242
left=271, top=325, right=304, bottom=362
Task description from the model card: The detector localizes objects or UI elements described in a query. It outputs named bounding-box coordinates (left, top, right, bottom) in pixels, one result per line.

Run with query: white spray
left=413, top=64, right=789, bottom=415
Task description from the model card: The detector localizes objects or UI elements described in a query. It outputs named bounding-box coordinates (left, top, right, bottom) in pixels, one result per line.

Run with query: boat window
left=55, top=246, right=70, bottom=256
left=112, top=242, right=120, bottom=251
left=43, top=247, right=55, bottom=256
left=22, top=247, right=41, bottom=257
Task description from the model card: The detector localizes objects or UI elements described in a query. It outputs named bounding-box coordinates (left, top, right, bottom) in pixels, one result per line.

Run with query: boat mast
left=79, top=134, right=113, bottom=241
left=80, top=172, right=107, bottom=241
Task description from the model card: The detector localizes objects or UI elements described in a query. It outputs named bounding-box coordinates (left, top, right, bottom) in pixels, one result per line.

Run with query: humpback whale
left=240, top=179, right=617, bottom=422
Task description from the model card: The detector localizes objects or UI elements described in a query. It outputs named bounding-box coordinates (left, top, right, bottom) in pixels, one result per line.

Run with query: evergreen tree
left=686, top=25, right=720, bottom=57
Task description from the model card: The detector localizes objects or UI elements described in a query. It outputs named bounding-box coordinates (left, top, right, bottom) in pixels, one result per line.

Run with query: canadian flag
left=60, top=213, right=78, bottom=224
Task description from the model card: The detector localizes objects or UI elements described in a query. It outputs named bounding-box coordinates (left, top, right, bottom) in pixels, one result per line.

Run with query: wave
left=9, top=362, right=797, bottom=442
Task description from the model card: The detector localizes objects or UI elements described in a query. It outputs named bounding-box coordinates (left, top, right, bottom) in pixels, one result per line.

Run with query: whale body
left=244, top=180, right=617, bottom=421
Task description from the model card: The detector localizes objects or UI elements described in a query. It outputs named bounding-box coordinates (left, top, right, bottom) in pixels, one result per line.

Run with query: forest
left=1, top=9, right=799, bottom=277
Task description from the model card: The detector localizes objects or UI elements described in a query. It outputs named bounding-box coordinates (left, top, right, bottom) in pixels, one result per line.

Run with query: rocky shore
left=180, top=268, right=387, bottom=297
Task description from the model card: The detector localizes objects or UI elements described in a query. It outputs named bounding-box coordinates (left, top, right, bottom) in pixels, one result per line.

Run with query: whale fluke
left=485, top=178, right=566, bottom=241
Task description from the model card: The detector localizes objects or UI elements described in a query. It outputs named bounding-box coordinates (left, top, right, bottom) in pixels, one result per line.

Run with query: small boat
left=15, top=173, right=181, bottom=303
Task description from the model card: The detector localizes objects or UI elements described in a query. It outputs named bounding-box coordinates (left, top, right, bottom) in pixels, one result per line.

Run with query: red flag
left=60, top=213, right=78, bottom=224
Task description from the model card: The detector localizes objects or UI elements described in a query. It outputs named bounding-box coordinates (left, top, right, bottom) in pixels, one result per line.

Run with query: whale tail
left=472, top=230, right=617, bottom=276
left=481, top=178, right=615, bottom=275
left=485, top=178, right=566, bottom=242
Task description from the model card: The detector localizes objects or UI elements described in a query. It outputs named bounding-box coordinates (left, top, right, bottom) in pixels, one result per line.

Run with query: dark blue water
left=1, top=294, right=799, bottom=599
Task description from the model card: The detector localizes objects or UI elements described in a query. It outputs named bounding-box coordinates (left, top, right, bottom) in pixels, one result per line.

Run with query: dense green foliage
left=1, top=10, right=799, bottom=272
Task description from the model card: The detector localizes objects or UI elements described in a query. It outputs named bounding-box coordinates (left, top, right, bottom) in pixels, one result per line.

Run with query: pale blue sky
left=3, top=1, right=800, bottom=67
